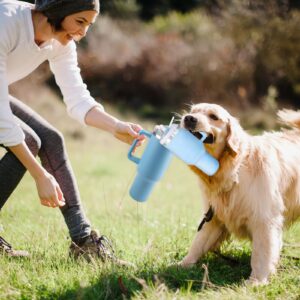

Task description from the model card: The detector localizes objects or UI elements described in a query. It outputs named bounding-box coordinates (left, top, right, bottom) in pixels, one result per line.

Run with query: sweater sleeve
left=49, top=41, right=104, bottom=125
left=0, top=19, right=25, bottom=147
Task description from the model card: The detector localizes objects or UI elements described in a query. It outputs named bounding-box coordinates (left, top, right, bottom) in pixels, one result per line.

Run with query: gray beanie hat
left=35, top=0, right=100, bottom=19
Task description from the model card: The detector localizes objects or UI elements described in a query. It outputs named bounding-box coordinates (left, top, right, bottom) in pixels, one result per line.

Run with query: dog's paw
left=178, top=258, right=197, bottom=268
left=244, top=277, right=268, bottom=287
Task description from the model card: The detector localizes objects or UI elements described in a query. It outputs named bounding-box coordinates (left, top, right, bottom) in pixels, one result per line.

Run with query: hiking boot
left=69, top=230, right=134, bottom=267
left=0, top=236, right=29, bottom=257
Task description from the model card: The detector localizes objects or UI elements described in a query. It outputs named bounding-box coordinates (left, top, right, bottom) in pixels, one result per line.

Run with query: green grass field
left=0, top=105, right=300, bottom=300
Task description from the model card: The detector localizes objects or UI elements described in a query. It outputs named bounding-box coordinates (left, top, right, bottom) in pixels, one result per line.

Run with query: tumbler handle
left=128, top=130, right=152, bottom=164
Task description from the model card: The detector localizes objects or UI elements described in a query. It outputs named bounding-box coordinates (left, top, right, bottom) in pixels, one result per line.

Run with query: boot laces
left=92, top=234, right=116, bottom=261
left=0, top=236, right=12, bottom=251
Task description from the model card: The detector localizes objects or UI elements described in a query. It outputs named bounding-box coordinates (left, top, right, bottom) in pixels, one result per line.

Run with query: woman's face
left=54, top=10, right=98, bottom=45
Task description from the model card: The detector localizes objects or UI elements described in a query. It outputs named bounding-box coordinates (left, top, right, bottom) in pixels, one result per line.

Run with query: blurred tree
left=136, top=0, right=207, bottom=20
left=20, top=0, right=299, bottom=19
left=135, top=0, right=300, bottom=20
left=290, top=0, right=300, bottom=9
left=136, top=0, right=170, bottom=20
left=101, top=0, right=140, bottom=19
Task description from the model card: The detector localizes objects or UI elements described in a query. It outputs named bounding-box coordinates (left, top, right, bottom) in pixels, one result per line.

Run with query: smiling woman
left=33, top=1, right=98, bottom=45
left=0, top=0, right=143, bottom=264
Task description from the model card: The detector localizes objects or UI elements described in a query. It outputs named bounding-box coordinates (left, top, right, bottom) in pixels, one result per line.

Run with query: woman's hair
left=35, top=0, right=100, bottom=20
left=46, top=16, right=65, bottom=31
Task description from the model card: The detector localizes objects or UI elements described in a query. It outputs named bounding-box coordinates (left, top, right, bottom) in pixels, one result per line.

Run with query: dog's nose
left=184, top=115, right=197, bottom=129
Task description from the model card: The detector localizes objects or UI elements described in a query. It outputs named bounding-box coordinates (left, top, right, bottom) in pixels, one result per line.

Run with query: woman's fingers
left=130, top=123, right=143, bottom=133
left=41, top=199, right=54, bottom=207
left=126, top=125, right=139, bottom=137
left=48, top=184, right=65, bottom=208
left=56, top=185, right=66, bottom=207
left=39, top=183, right=65, bottom=208
left=51, top=192, right=60, bottom=207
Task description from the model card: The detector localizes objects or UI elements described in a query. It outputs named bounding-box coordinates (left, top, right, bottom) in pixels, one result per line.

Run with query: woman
left=0, top=0, right=143, bottom=263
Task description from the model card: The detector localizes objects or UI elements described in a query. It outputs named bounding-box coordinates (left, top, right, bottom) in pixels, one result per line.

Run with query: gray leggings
left=0, top=96, right=91, bottom=243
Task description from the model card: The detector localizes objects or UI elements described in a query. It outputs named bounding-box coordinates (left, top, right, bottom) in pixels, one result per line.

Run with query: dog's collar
left=197, top=206, right=214, bottom=231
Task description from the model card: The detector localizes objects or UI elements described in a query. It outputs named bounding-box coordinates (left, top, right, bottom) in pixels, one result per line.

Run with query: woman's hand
left=8, top=142, right=65, bottom=208
left=113, top=121, right=145, bottom=146
left=34, top=171, right=65, bottom=208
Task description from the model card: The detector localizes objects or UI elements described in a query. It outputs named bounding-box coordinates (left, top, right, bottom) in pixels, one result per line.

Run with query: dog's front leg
left=180, top=218, right=228, bottom=267
left=249, top=220, right=283, bottom=285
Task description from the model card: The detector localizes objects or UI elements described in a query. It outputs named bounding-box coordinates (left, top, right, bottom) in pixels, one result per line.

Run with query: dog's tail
left=277, top=109, right=300, bottom=129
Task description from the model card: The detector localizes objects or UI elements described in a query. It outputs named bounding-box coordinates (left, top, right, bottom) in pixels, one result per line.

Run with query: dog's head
left=180, top=103, right=241, bottom=158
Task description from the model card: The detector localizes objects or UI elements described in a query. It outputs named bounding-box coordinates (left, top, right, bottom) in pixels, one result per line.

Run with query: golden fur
left=179, top=103, right=300, bottom=285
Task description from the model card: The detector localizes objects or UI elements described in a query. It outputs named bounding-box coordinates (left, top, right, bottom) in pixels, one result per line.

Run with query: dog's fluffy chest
left=208, top=184, right=253, bottom=239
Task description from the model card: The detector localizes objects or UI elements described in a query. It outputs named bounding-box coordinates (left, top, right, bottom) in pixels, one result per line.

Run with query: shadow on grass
left=49, top=252, right=251, bottom=300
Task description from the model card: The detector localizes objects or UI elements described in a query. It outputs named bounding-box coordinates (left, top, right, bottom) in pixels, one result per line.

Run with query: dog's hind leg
left=180, top=218, right=228, bottom=267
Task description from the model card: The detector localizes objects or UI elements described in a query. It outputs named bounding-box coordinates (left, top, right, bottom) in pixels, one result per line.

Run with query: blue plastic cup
left=128, top=130, right=173, bottom=202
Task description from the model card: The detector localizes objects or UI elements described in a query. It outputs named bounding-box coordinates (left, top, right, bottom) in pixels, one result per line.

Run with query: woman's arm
left=49, top=42, right=144, bottom=144
left=9, top=142, right=65, bottom=208
left=0, top=17, right=63, bottom=208
left=49, top=42, right=144, bottom=146
left=85, top=106, right=144, bottom=145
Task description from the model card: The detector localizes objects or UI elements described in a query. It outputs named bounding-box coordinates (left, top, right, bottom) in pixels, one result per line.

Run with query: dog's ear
left=226, top=117, right=241, bottom=157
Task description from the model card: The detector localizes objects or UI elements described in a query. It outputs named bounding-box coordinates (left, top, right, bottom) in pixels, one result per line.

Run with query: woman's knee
left=39, top=128, right=69, bottom=171
left=43, top=128, right=66, bottom=152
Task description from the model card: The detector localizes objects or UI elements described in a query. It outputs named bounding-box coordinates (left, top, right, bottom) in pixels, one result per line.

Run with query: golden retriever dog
left=179, top=103, right=300, bottom=285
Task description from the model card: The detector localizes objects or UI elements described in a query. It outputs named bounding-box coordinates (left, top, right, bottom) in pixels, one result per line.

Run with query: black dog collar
left=197, top=206, right=214, bottom=231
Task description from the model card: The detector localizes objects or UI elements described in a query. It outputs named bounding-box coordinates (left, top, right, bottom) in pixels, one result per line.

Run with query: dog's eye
left=209, top=114, right=219, bottom=121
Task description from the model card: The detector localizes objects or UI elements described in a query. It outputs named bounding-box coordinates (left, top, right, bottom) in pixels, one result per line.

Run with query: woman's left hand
left=113, top=121, right=144, bottom=146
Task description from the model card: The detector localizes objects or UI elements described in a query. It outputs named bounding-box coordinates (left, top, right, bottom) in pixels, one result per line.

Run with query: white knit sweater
left=0, top=0, right=103, bottom=146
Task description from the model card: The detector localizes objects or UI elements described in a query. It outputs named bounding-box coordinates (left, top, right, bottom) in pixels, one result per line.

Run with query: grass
left=0, top=101, right=300, bottom=299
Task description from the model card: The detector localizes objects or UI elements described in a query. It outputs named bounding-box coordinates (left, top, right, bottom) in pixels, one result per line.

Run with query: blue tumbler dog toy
left=128, top=130, right=173, bottom=202
left=128, top=124, right=219, bottom=202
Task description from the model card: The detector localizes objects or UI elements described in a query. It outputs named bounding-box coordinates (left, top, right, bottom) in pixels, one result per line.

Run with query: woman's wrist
left=85, top=106, right=120, bottom=134
left=28, top=163, right=47, bottom=180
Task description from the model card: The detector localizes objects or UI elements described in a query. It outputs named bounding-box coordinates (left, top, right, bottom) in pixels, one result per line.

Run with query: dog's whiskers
left=183, top=102, right=194, bottom=109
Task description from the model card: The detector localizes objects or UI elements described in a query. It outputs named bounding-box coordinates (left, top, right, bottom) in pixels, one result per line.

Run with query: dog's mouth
left=190, top=131, right=215, bottom=144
